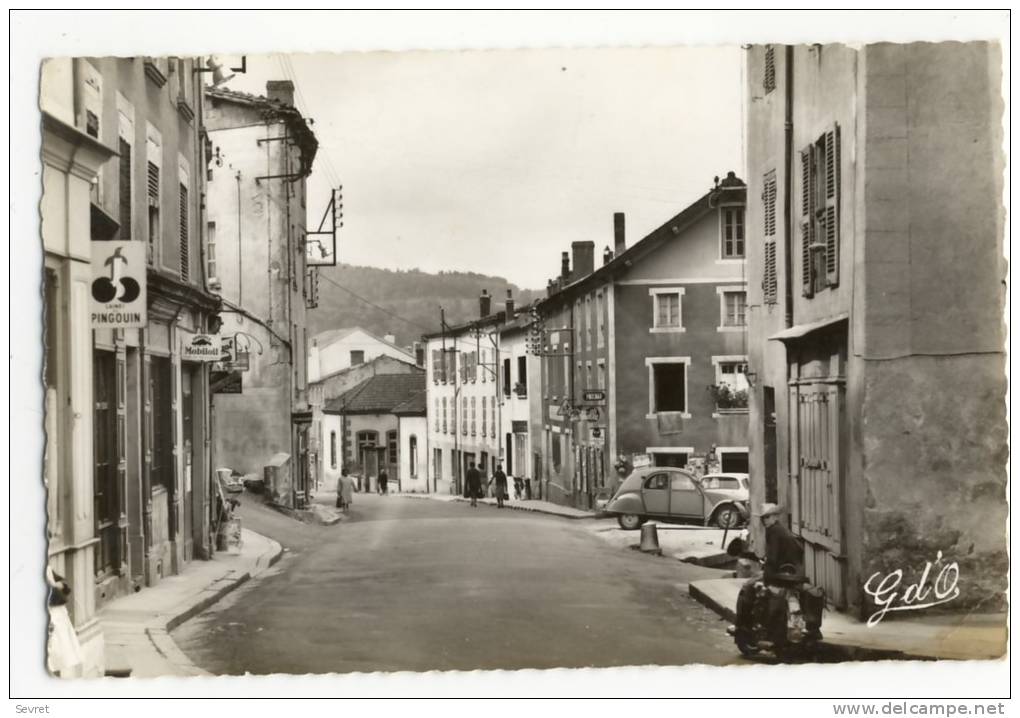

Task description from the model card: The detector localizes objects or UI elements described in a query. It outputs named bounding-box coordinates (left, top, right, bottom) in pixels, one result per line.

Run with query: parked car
left=604, top=468, right=749, bottom=530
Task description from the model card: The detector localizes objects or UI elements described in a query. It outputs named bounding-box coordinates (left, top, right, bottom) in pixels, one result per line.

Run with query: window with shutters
left=482, top=396, right=487, bottom=436
left=179, top=183, right=189, bottom=280
left=442, top=397, right=447, bottom=433
left=720, top=208, right=745, bottom=258
left=800, top=125, right=841, bottom=297
left=762, top=170, right=778, bottom=304
left=461, top=396, right=468, bottom=435
left=764, top=45, right=776, bottom=94
left=118, top=139, right=132, bottom=240
left=146, top=163, right=160, bottom=265
left=206, top=221, right=217, bottom=282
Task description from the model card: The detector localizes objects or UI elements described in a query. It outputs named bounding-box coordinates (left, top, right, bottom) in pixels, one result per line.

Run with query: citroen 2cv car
left=604, top=467, right=749, bottom=530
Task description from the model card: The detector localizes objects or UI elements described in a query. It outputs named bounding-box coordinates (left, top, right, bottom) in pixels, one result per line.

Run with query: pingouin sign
left=90, top=241, right=147, bottom=328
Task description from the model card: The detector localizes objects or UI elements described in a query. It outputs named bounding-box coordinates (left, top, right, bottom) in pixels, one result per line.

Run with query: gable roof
left=310, top=353, right=421, bottom=386
left=539, top=173, right=746, bottom=308
left=323, top=372, right=426, bottom=415
left=312, top=326, right=415, bottom=359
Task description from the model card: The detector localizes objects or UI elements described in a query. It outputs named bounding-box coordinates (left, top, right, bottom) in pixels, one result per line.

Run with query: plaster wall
left=310, top=329, right=414, bottom=380
left=398, top=415, right=429, bottom=492
left=612, top=209, right=749, bottom=461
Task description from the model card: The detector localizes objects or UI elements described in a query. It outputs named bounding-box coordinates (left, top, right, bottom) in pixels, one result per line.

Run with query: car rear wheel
left=617, top=514, right=645, bottom=530
left=713, top=505, right=742, bottom=529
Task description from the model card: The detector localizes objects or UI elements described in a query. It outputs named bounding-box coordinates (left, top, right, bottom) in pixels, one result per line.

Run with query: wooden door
left=93, top=350, right=119, bottom=577
left=791, top=380, right=847, bottom=607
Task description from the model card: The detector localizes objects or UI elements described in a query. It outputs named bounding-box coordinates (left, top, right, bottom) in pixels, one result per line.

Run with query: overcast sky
left=224, top=47, right=744, bottom=289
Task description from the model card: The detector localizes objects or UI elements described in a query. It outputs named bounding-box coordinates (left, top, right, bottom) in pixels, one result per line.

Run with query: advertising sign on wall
left=182, top=333, right=223, bottom=362
left=90, top=241, right=147, bottom=328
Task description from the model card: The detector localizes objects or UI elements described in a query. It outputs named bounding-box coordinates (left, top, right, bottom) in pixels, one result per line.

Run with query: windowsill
left=650, top=326, right=685, bottom=334
left=712, top=409, right=749, bottom=418
left=646, top=412, right=691, bottom=420
left=717, top=326, right=746, bottom=333
left=716, top=258, right=745, bottom=265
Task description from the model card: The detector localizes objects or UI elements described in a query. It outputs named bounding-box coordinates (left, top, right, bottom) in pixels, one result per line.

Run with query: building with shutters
left=497, top=305, right=543, bottom=499
left=535, top=179, right=749, bottom=511
left=203, top=81, right=319, bottom=508
left=40, top=55, right=221, bottom=675
left=744, top=43, right=1007, bottom=617
left=423, top=293, right=508, bottom=496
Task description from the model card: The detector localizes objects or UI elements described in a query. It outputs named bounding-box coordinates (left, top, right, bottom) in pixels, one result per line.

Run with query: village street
left=172, top=493, right=742, bottom=674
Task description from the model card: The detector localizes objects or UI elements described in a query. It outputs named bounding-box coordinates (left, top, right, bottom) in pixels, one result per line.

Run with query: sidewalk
left=589, top=523, right=734, bottom=567
left=98, top=528, right=283, bottom=677
left=394, top=492, right=595, bottom=519
left=689, top=577, right=1008, bottom=661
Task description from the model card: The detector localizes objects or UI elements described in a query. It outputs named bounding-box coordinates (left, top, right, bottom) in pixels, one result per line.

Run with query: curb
left=448, top=496, right=596, bottom=521
left=153, top=531, right=284, bottom=676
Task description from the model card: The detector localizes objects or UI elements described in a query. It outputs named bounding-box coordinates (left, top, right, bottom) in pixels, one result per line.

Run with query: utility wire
left=316, top=271, right=433, bottom=333
left=274, top=55, right=343, bottom=189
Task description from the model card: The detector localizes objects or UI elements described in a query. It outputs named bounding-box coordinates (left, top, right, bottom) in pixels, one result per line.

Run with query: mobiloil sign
left=182, top=333, right=224, bottom=362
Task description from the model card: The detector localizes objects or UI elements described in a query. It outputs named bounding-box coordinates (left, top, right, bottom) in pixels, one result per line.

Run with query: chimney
left=413, top=342, right=425, bottom=367
left=479, top=288, right=491, bottom=318
left=384, top=333, right=396, bottom=345
left=603, top=246, right=614, bottom=265
left=505, top=289, right=515, bottom=318
left=560, top=251, right=571, bottom=282
left=266, top=80, right=295, bottom=107
left=613, top=212, right=626, bottom=256
left=571, top=241, right=595, bottom=279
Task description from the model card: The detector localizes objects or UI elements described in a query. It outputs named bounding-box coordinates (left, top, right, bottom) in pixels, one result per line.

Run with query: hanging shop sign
left=582, top=389, right=606, bottom=404
left=588, top=426, right=605, bottom=443
left=182, top=333, right=224, bottom=362
left=90, top=241, right=147, bottom=328
left=211, top=370, right=242, bottom=394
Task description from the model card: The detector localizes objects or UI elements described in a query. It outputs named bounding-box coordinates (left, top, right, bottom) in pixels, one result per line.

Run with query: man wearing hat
left=733, top=503, right=823, bottom=644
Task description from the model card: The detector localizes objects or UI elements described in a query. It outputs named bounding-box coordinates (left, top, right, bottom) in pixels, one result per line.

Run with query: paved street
left=172, top=492, right=741, bottom=674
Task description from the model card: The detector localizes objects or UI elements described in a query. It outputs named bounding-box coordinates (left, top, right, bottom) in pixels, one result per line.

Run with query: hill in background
left=309, top=264, right=543, bottom=348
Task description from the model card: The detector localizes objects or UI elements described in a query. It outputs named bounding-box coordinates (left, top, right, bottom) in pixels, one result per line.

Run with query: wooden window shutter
left=823, top=124, right=841, bottom=287
left=764, top=45, right=776, bottom=94
left=763, top=170, right=777, bottom=238
left=179, top=183, right=189, bottom=281
left=800, top=146, right=815, bottom=298
left=118, top=140, right=132, bottom=240
left=763, top=240, right=778, bottom=305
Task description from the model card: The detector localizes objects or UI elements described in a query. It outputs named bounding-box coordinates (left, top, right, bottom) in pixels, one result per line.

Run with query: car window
left=670, top=474, right=695, bottom=491
left=643, top=473, right=669, bottom=491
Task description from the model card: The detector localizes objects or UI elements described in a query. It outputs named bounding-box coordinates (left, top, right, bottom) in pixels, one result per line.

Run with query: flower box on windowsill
left=713, top=408, right=749, bottom=418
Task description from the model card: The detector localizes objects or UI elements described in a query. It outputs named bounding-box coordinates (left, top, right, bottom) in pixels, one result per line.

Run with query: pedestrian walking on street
left=336, top=469, right=355, bottom=514
left=466, top=462, right=482, bottom=507
left=489, top=463, right=508, bottom=509
left=379, top=468, right=389, bottom=495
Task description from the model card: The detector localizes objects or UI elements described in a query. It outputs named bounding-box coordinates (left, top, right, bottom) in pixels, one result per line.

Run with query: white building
left=308, top=326, right=416, bottom=382
left=424, top=292, right=511, bottom=495
left=497, top=309, right=543, bottom=497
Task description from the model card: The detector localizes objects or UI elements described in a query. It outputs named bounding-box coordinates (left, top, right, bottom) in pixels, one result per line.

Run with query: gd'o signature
left=863, top=551, right=960, bottom=627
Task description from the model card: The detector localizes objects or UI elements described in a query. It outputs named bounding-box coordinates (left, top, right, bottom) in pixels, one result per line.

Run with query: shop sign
left=589, top=426, right=605, bottom=443
left=512, top=420, right=529, bottom=434
left=632, top=453, right=652, bottom=469
left=90, top=241, right=146, bottom=328
left=182, top=333, right=223, bottom=362
left=582, top=389, right=605, bottom=403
